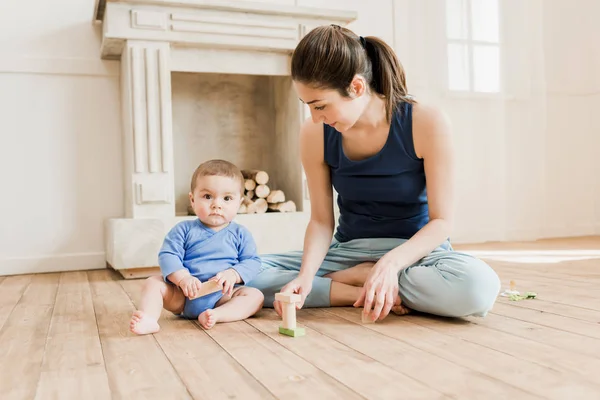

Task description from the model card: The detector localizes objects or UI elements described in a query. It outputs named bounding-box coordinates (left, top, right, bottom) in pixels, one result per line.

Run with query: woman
left=247, top=25, right=501, bottom=322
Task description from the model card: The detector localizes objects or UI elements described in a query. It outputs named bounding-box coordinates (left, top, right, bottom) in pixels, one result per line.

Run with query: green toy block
left=279, top=326, right=305, bottom=337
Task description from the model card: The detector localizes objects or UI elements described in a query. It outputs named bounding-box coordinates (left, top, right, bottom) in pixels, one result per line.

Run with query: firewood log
left=248, top=198, right=268, bottom=214
left=268, top=200, right=296, bottom=213
left=266, top=190, right=285, bottom=203
left=245, top=190, right=254, bottom=199
left=255, top=184, right=270, bottom=198
left=244, top=179, right=256, bottom=191
left=242, top=169, right=269, bottom=185
left=242, top=196, right=253, bottom=206
left=238, top=203, right=248, bottom=214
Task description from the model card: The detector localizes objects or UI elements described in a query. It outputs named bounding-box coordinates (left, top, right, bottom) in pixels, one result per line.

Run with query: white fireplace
left=94, top=0, right=356, bottom=277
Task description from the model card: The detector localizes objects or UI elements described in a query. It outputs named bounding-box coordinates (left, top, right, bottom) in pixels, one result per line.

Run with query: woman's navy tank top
left=323, top=102, right=429, bottom=242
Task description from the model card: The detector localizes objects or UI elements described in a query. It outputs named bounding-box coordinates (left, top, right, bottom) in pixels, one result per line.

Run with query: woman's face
left=294, top=79, right=368, bottom=132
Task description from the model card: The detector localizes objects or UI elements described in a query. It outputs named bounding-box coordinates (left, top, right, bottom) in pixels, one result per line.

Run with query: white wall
left=0, top=0, right=123, bottom=274
left=392, top=0, right=600, bottom=243
left=1, top=0, right=599, bottom=275
left=542, top=0, right=600, bottom=238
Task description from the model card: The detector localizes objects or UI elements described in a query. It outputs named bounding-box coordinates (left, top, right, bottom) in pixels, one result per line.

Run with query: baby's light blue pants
left=247, top=238, right=501, bottom=318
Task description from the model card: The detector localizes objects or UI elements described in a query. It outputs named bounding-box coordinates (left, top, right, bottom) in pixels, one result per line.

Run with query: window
left=446, top=0, right=500, bottom=93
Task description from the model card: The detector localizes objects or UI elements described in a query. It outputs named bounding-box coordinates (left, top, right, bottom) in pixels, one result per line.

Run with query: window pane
left=471, top=0, right=499, bottom=42
left=446, top=0, right=468, bottom=40
left=447, top=43, right=470, bottom=91
left=473, top=45, right=500, bottom=92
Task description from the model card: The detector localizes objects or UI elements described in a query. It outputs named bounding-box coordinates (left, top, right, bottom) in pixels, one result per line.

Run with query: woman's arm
left=273, top=118, right=335, bottom=314
left=297, top=119, right=336, bottom=279
left=358, top=103, right=455, bottom=320
left=382, top=103, right=455, bottom=270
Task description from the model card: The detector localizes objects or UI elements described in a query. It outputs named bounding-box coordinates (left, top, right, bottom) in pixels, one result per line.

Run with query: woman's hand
left=353, top=257, right=400, bottom=321
left=274, top=274, right=313, bottom=316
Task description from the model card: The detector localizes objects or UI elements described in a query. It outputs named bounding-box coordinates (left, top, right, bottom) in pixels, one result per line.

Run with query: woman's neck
left=352, top=94, right=388, bottom=131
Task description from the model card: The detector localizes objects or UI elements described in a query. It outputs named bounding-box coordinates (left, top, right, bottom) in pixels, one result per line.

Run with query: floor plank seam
left=323, top=309, right=543, bottom=399
left=88, top=271, right=118, bottom=397
left=244, top=315, right=373, bottom=399
left=32, top=274, right=61, bottom=399
left=407, top=318, right=597, bottom=380
left=468, top=318, right=600, bottom=360
left=489, top=312, right=600, bottom=340
left=117, top=278, right=196, bottom=400
left=298, top=310, right=445, bottom=398
left=0, top=275, right=33, bottom=334
left=501, top=302, right=600, bottom=322
left=85, top=271, right=114, bottom=393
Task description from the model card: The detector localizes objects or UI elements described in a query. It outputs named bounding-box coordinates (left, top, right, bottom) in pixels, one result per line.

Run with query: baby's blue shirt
left=158, top=219, right=261, bottom=284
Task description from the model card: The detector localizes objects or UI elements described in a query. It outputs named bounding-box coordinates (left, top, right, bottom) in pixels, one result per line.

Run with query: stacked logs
left=238, top=169, right=296, bottom=214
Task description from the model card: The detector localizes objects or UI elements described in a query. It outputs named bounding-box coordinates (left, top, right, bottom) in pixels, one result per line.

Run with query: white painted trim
left=0, top=56, right=119, bottom=77
left=542, top=223, right=598, bottom=239
left=0, top=252, right=107, bottom=276
left=546, top=91, right=600, bottom=97
left=504, top=228, right=544, bottom=242
left=450, top=229, right=505, bottom=245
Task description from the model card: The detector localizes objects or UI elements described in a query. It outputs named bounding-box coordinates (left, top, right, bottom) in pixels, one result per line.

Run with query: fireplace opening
left=171, top=71, right=304, bottom=216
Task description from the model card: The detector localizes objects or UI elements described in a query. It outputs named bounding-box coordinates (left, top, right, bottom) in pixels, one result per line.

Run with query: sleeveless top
left=324, top=101, right=429, bottom=242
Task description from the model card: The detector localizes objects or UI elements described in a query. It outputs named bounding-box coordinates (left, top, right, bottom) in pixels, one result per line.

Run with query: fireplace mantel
left=96, top=0, right=357, bottom=59
left=95, top=0, right=356, bottom=278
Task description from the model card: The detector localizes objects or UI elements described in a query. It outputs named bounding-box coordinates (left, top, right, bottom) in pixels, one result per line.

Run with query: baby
left=130, top=159, right=264, bottom=334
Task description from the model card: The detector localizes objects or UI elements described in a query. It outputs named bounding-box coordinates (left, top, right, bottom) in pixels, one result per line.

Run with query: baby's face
left=189, top=175, right=243, bottom=230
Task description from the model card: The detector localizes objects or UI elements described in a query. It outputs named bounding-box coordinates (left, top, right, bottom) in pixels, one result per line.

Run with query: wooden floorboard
left=0, top=236, right=599, bottom=399
left=34, top=271, right=111, bottom=400
left=0, top=273, right=60, bottom=399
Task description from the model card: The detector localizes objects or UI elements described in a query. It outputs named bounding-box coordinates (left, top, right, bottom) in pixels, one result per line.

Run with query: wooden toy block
left=279, top=327, right=305, bottom=337
left=275, top=292, right=305, bottom=337
left=188, top=280, right=222, bottom=300
left=275, top=292, right=301, bottom=303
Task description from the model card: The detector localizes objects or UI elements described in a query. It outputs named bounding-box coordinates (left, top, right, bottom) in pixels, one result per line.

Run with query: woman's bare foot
left=130, top=310, right=160, bottom=335
left=391, top=296, right=411, bottom=316
left=198, top=309, right=218, bottom=329
left=325, top=262, right=375, bottom=287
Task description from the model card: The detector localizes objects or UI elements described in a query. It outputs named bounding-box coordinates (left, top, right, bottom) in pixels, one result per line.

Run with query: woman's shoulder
left=299, top=117, right=325, bottom=141
left=410, top=101, right=449, bottom=126
left=409, top=101, right=452, bottom=158
left=299, top=117, right=326, bottom=160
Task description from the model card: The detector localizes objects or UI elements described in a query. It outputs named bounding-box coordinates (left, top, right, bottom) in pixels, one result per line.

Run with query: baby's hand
left=209, top=269, right=239, bottom=296
left=179, top=275, right=202, bottom=299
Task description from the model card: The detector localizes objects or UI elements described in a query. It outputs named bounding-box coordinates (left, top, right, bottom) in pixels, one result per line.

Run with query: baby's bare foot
left=130, top=310, right=160, bottom=335
left=198, top=309, right=218, bottom=329
left=391, top=296, right=411, bottom=316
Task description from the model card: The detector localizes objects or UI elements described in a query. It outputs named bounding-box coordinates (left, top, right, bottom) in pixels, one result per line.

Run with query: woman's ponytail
left=363, top=36, right=414, bottom=122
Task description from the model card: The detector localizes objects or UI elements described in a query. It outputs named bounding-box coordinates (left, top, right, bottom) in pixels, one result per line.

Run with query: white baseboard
left=542, top=223, right=598, bottom=239
left=0, top=56, right=119, bottom=77
left=0, top=252, right=106, bottom=276
left=451, top=223, right=600, bottom=245
left=451, top=232, right=502, bottom=245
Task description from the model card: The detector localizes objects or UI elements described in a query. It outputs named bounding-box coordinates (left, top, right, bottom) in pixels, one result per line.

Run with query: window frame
left=445, top=0, right=503, bottom=95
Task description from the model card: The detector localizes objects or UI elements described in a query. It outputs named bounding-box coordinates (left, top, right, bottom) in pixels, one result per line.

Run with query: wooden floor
left=1, top=237, right=600, bottom=399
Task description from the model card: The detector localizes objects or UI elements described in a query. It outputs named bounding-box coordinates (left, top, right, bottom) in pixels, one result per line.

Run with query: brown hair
left=291, top=25, right=414, bottom=122
left=190, top=159, right=244, bottom=193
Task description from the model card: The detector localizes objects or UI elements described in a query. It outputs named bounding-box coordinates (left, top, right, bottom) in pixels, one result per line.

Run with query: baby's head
left=188, top=159, right=245, bottom=229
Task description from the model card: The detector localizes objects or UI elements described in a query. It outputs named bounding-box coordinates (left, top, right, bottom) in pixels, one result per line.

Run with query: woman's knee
left=401, top=254, right=501, bottom=318
left=451, top=256, right=501, bottom=317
